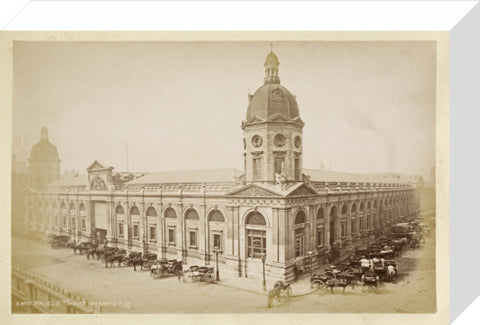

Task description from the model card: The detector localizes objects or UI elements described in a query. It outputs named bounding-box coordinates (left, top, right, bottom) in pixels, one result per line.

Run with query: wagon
left=72, top=242, right=91, bottom=255
left=191, top=266, right=215, bottom=283
left=151, top=259, right=183, bottom=278
left=310, top=269, right=337, bottom=293
left=141, top=253, right=158, bottom=270
left=361, top=271, right=380, bottom=292
left=50, top=235, right=69, bottom=248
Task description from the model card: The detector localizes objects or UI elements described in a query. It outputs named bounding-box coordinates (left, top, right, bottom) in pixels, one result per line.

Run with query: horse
left=104, top=249, right=126, bottom=268
left=267, top=287, right=281, bottom=308
left=86, top=247, right=96, bottom=260
left=386, top=265, right=396, bottom=282
left=131, top=256, right=143, bottom=271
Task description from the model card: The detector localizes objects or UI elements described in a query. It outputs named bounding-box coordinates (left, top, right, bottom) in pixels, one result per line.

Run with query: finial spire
left=264, top=45, right=280, bottom=84
left=41, top=127, right=49, bottom=141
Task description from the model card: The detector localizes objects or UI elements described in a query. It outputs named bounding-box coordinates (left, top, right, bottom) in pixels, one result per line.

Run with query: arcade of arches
left=25, top=190, right=417, bottom=282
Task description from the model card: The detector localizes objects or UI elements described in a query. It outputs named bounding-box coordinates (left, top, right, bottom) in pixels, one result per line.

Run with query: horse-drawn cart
left=141, top=253, right=158, bottom=270
left=361, top=271, right=380, bottom=292
left=50, top=235, right=69, bottom=249
left=150, top=259, right=183, bottom=278
left=267, top=281, right=292, bottom=308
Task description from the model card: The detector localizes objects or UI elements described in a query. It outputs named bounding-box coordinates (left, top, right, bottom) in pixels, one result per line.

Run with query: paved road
left=12, top=236, right=436, bottom=313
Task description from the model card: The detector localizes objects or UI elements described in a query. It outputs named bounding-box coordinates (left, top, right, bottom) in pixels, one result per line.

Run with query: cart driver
left=360, top=256, right=370, bottom=273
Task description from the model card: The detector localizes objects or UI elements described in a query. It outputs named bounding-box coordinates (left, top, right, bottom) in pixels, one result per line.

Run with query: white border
left=1, top=1, right=478, bottom=31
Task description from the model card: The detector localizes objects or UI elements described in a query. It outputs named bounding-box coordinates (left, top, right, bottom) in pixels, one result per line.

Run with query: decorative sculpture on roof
left=90, top=177, right=107, bottom=191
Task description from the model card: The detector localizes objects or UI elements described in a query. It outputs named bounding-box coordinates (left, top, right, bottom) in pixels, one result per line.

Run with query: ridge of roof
left=126, top=168, right=244, bottom=185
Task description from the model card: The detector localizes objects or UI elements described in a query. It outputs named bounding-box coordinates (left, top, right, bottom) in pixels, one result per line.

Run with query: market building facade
left=22, top=50, right=421, bottom=282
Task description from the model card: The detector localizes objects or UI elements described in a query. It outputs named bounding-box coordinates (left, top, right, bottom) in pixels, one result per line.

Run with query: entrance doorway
left=330, top=220, right=335, bottom=247
left=95, top=228, right=107, bottom=245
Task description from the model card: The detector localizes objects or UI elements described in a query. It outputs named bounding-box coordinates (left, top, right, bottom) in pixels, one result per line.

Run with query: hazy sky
left=13, top=41, right=436, bottom=179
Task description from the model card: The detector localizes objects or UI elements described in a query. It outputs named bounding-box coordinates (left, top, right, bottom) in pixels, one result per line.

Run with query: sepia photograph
left=10, top=37, right=438, bottom=315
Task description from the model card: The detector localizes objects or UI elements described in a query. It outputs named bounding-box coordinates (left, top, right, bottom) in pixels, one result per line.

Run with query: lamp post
left=214, top=246, right=220, bottom=281
left=261, top=253, right=266, bottom=291
left=72, top=222, right=76, bottom=246
left=142, top=234, right=147, bottom=254
left=307, top=251, right=313, bottom=277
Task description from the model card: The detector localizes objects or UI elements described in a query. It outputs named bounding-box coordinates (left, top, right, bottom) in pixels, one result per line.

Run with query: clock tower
left=242, top=49, right=304, bottom=185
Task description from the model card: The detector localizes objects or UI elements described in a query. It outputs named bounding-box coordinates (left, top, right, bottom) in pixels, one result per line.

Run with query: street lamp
left=261, top=253, right=266, bottom=291
left=307, top=251, right=314, bottom=277
left=142, top=234, right=147, bottom=254
left=214, top=246, right=220, bottom=281
left=72, top=223, right=76, bottom=246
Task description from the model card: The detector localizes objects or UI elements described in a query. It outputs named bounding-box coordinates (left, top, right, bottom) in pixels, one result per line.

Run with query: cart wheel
left=311, top=280, right=321, bottom=290
left=313, top=280, right=326, bottom=294
left=206, top=272, right=214, bottom=283
left=325, top=271, right=336, bottom=280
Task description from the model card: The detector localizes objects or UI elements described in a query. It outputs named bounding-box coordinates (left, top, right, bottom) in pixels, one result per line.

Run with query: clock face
left=274, top=134, right=286, bottom=147
left=294, top=136, right=302, bottom=148
left=251, top=135, right=263, bottom=148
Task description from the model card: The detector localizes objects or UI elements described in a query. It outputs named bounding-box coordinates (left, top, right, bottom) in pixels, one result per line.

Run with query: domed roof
left=29, top=127, right=60, bottom=162
left=30, top=141, right=60, bottom=162
left=264, top=51, right=279, bottom=67
left=244, top=49, right=302, bottom=125
left=246, top=83, right=300, bottom=121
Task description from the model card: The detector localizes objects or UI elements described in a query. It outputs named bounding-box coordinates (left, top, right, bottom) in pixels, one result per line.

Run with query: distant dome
left=29, top=127, right=60, bottom=162
left=246, top=83, right=300, bottom=121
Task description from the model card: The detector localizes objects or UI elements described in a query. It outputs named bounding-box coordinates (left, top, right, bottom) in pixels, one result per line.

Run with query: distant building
left=23, top=50, right=421, bottom=282
left=28, top=127, right=60, bottom=188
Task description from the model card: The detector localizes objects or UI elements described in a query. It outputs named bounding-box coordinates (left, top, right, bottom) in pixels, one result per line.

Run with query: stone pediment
left=286, top=183, right=318, bottom=197
left=228, top=184, right=281, bottom=197
left=86, top=160, right=113, bottom=171
left=266, top=113, right=291, bottom=123
left=242, top=116, right=265, bottom=126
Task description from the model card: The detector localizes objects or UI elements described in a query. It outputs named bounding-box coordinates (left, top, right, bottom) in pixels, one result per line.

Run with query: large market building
left=22, top=50, right=421, bottom=281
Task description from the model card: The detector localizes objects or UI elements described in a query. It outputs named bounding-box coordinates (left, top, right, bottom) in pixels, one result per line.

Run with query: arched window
left=367, top=201, right=371, bottom=209
left=330, top=206, right=338, bottom=218
left=79, top=203, right=87, bottom=231
left=115, top=205, right=124, bottom=237
left=115, top=205, right=124, bottom=215
left=351, top=203, right=357, bottom=213
left=208, top=210, right=225, bottom=222
left=339, top=205, right=347, bottom=238
left=246, top=211, right=266, bottom=225
left=69, top=203, right=76, bottom=230
left=164, top=207, right=176, bottom=218
left=185, top=209, right=199, bottom=220
left=130, top=205, right=140, bottom=216
left=360, top=202, right=364, bottom=211
left=316, top=207, right=326, bottom=247
left=295, top=211, right=306, bottom=257
left=316, top=207, right=325, bottom=219
left=146, top=207, right=157, bottom=217
left=295, top=210, right=306, bottom=225
left=246, top=211, right=267, bottom=259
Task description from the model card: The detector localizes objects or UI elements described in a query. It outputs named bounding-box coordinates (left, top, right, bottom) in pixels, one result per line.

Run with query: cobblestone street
left=12, top=235, right=436, bottom=313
